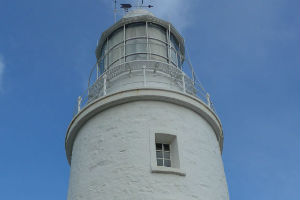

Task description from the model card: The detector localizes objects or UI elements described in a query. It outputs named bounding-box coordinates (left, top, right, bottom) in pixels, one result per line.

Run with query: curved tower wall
left=67, top=90, right=229, bottom=200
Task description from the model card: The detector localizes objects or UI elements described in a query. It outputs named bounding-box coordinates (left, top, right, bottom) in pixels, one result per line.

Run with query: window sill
left=151, top=166, right=186, bottom=176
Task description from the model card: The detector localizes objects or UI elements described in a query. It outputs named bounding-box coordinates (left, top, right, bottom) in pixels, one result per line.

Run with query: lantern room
left=95, top=9, right=185, bottom=74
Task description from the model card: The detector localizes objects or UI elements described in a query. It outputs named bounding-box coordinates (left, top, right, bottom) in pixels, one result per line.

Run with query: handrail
left=74, top=59, right=216, bottom=117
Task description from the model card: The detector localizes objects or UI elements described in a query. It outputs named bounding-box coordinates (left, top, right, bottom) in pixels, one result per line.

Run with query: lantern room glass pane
left=170, top=34, right=179, bottom=51
left=148, top=23, right=167, bottom=63
left=170, top=34, right=181, bottom=67
left=99, top=42, right=107, bottom=73
left=108, top=28, right=123, bottom=49
left=148, top=23, right=167, bottom=42
left=126, top=39, right=147, bottom=55
left=109, top=44, right=124, bottom=66
left=126, top=54, right=147, bottom=61
left=126, top=23, right=146, bottom=39
left=148, top=39, right=167, bottom=62
left=104, top=27, right=124, bottom=69
left=170, top=48, right=178, bottom=66
left=125, top=38, right=147, bottom=61
left=149, top=55, right=167, bottom=62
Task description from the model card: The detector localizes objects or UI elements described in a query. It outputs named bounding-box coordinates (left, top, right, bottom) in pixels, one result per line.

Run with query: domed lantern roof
left=123, top=9, right=154, bottom=18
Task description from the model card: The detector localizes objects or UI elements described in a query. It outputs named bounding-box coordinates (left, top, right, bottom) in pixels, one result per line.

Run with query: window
left=148, top=23, right=168, bottom=63
left=150, top=131, right=185, bottom=176
left=156, top=143, right=171, bottom=167
left=108, top=28, right=124, bottom=68
left=99, top=42, right=107, bottom=73
left=125, top=23, right=147, bottom=62
left=170, top=33, right=181, bottom=67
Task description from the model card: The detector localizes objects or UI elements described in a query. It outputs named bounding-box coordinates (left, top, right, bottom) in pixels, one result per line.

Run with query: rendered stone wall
left=67, top=100, right=229, bottom=200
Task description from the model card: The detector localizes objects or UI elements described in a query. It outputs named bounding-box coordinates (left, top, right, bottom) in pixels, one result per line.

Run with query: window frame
left=149, top=129, right=186, bottom=176
left=156, top=143, right=171, bottom=167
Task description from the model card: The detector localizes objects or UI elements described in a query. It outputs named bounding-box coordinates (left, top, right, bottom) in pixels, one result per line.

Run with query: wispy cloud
left=0, top=55, right=5, bottom=92
left=150, top=0, right=196, bottom=31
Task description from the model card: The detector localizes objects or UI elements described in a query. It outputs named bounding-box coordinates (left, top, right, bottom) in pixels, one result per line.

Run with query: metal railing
left=74, top=59, right=215, bottom=116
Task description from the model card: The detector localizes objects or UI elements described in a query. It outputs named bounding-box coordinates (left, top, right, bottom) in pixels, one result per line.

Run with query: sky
left=0, top=0, right=299, bottom=199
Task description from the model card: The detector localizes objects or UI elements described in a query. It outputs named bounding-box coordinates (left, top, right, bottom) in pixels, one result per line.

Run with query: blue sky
left=0, top=0, right=299, bottom=199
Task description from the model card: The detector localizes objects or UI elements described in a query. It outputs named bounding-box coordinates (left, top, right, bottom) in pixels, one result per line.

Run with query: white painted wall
left=67, top=100, right=229, bottom=200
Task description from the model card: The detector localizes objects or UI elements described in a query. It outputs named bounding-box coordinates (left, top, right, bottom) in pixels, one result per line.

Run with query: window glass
left=156, top=151, right=163, bottom=158
left=149, top=55, right=167, bottom=63
left=149, top=39, right=167, bottom=61
left=156, top=143, right=162, bottom=150
left=108, top=44, right=124, bottom=66
left=157, top=159, right=163, bottom=166
left=154, top=133, right=181, bottom=172
left=164, top=151, right=170, bottom=159
left=155, top=142, right=171, bottom=168
left=126, top=53, right=147, bottom=61
left=126, top=23, right=146, bottom=39
left=148, top=23, right=166, bottom=42
left=99, top=42, right=107, bottom=73
left=109, top=28, right=123, bottom=49
left=126, top=39, right=147, bottom=55
left=170, top=34, right=181, bottom=67
left=125, top=38, right=147, bottom=61
left=148, top=23, right=167, bottom=63
left=164, top=160, right=171, bottom=167
left=170, top=48, right=178, bottom=66
left=170, top=34, right=179, bottom=51
left=163, top=144, right=170, bottom=151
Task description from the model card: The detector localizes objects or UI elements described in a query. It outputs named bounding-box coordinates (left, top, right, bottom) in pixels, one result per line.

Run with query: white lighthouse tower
left=65, top=8, right=229, bottom=200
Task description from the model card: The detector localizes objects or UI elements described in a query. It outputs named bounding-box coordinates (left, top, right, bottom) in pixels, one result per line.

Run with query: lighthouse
left=65, top=9, right=229, bottom=200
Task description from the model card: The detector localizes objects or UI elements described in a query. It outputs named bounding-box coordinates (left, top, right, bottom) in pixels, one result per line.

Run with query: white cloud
left=149, top=0, right=196, bottom=31
left=0, top=55, right=5, bottom=92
